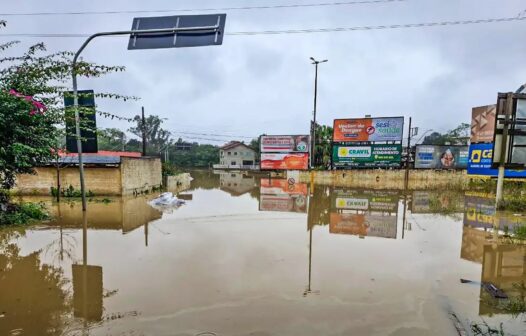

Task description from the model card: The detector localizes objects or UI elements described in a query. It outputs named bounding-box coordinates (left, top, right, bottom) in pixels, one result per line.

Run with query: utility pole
left=310, top=57, right=328, bottom=169
left=141, top=106, right=147, bottom=156
left=404, top=117, right=412, bottom=190
left=496, top=93, right=513, bottom=204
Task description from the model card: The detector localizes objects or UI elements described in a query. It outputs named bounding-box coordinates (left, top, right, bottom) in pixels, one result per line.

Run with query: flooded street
left=2, top=171, right=526, bottom=336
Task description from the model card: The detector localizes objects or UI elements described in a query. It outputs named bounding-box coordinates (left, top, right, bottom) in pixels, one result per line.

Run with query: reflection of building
left=479, top=244, right=526, bottom=315
left=47, top=197, right=161, bottom=233
left=219, top=171, right=257, bottom=196
left=329, top=189, right=399, bottom=239
left=214, top=141, right=258, bottom=170
left=463, top=192, right=523, bottom=231
left=460, top=225, right=493, bottom=263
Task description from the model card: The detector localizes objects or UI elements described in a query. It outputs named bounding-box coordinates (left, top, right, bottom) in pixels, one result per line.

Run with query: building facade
left=214, top=142, right=259, bottom=170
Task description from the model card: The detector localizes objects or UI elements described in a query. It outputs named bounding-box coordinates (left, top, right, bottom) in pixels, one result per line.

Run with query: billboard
left=329, top=213, right=397, bottom=239
left=414, top=145, right=469, bottom=169
left=333, top=117, right=404, bottom=142
left=332, top=144, right=402, bottom=168
left=332, top=189, right=399, bottom=212
left=467, top=143, right=526, bottom=177
left=470, top=104, right=496, bottom=143
left=260, top=135, right=310, bottom=153
left=261, top=153, right=309, bottom=170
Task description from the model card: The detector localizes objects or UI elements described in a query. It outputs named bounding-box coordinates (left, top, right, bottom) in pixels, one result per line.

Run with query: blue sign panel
left=467, top=143, right=526, bottom=177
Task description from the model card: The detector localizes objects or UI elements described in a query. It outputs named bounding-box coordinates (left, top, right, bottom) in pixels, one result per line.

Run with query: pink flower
left=7, top=89, right=47, bottom=115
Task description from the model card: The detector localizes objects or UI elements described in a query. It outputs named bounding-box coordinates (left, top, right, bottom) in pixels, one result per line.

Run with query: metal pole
left=142, top=107, right=147, bottom=156
left=72, top=67, right=88, bottom=211
left=311, top=63, right=318, bottom=169
left=70, top=25, right=220, bottom=211
left=404, top=117, right=412, bottom=190
left=496, top=93, right=513, bottom=205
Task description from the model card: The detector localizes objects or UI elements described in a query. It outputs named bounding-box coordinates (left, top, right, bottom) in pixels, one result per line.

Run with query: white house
left=213, top=141, right=259, bottom=170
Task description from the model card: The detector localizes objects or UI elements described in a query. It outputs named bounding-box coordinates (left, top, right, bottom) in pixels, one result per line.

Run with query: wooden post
left=496, top=93, right=514, bottom=205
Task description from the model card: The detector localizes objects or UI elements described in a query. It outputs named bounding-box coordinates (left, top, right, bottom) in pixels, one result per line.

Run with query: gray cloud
left=1, top=0, right=525, bottom=143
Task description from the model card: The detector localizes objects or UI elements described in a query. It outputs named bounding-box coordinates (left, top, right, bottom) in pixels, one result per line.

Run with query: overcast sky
left=1, top=0, right=525, bottom=144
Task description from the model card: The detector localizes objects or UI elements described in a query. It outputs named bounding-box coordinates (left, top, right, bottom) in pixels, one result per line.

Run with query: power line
left=0, top=0, right=405, bottom=17
left=171, top=130, right=256, bottom=139
left=1, top=16, right=525, bottom=39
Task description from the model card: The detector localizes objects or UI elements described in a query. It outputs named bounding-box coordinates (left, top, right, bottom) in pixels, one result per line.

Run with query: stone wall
left=120, top=157, right=162, bottom=195
left=14, top=166, right=122, bottom=196
left=298, top=169, right=470, bottom=190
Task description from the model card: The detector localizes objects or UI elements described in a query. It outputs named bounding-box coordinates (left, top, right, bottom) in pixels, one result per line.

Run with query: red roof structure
left=61, top=151, right=142, bottom=158
left=220, top=141, right=255, bottom=151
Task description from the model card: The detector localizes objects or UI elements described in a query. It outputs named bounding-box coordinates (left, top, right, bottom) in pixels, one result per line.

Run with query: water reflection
left=3, top=171, right=526, bottom=335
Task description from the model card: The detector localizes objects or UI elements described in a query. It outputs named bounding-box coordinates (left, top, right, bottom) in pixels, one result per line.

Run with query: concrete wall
left=120, top=157, right=162, bottom=195
left=14, top=166, right=122, bottom=196
left=165, top=173, right=192, bottom=193
left=298, top=169, right=470, bottom=190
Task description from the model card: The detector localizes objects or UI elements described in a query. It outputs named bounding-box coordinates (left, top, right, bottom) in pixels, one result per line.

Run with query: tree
left=128, top=114, right=171, bottom=154
left=314, top=124, right=333, bottom=168
left=0, top=20, right=131, bottom=217
left=97, top=128, right=127, bottom=151
left=422, top=123, right=470, bottom=145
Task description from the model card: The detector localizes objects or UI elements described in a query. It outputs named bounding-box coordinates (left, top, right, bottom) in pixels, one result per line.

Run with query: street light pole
left=71, top=24, right=220, bottom=211
left=310, top=57, right=327, bottom=169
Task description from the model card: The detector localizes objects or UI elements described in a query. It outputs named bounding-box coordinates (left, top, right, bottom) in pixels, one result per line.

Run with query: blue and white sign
left=467, top=143, right=526, bottom=177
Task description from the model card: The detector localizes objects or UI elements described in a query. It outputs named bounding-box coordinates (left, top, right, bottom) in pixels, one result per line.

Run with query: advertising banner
left=411, top=191, right=464, bottom=214
left=260, top=135, right=310, bottom=153
left=261, top=153, right=309, bottom=170
left=414, top=145, right=469, bottom=169
left=468, top=143, right=526, bottom=177
left=332, top=189, right=399, bottom=212
left=333, top=117, right=404, bottom=142
left=329, top=213, right=397, bottom=239
left=332, top=144, right=402, bottom=168
left=471, top=105, right=496, bottom=143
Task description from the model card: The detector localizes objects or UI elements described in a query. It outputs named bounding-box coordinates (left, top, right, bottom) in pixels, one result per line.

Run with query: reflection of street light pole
left=310, top=57, right=328, bottom=169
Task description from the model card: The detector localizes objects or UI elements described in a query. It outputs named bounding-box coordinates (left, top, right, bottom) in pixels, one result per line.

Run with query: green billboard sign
left=332, top=144, right=402, bottom=168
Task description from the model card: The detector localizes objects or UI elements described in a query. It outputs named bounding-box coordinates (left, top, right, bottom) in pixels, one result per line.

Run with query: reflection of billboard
left=261, top=153, right=309, bottom=170
left=332, top=144, right=401, bottom=168
left=333, top=117, right=404, bottom=142
left=260, top=179, right=308, bottom=195
left=259, top=179, right=308, bottom=213
left=260, top=135, right=310, bottom=153
left=463, top=193, right=496, bottom=229
left=332, top=189, right=399, bottom=212
left=415, top=145, right=469, bottom=169
left=468, top=143, right=526, bottom=177
left=411, top=190, right=464, bottom=213
left=471, top=105, right=496, bottom=143
left=259, top=194, right=307, bottom=213
left=329, top=213, right=397, bottom=239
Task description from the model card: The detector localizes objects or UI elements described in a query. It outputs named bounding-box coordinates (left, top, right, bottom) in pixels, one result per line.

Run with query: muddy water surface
left=1, top=170, right=526, bottom=336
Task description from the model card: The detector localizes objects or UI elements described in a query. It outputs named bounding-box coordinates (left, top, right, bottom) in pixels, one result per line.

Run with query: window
left=231, top=161, right=236, bottom=165
left=220, top=151, right=224, bottom=157
left=234, top=152, right=238, bottom=155
left=227, top=151, right=231, bottom=155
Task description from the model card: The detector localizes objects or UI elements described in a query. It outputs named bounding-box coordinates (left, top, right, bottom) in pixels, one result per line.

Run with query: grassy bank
left=0, top=201, right=48, bottom=226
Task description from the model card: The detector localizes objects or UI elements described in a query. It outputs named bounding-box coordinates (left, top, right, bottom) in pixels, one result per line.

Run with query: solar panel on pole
left=128, top=14, right=226, bottom=50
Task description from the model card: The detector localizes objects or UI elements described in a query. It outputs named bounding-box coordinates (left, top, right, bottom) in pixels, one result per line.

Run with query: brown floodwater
left=1, top=170, right=526, bottom=336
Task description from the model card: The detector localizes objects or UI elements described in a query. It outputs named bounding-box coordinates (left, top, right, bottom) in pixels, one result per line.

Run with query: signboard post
left=70, top=14, right=226, bottom=211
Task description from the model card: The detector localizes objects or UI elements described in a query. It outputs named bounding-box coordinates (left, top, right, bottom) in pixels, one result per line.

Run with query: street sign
left=491, top=93, right=526, bottom=169
left=128, top=14, right=226, bottom=50
left=65, top=90, right=98, bottom=153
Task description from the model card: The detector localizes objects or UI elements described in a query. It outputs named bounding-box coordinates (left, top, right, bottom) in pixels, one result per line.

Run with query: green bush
left=0, top=202, right=48, bottom=226
left=50, top=185, right=94, bottom=198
